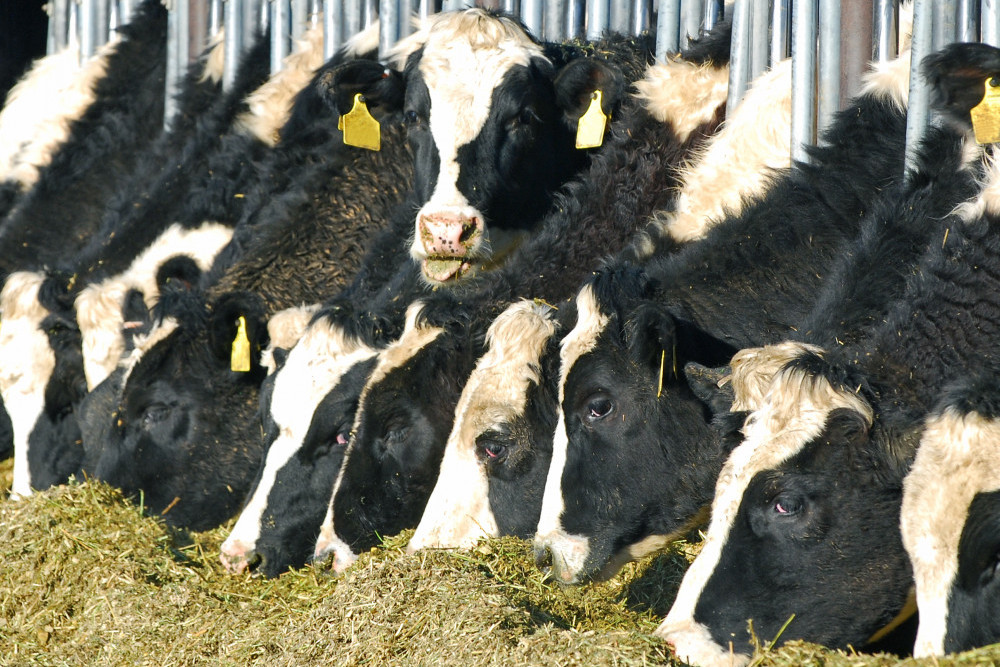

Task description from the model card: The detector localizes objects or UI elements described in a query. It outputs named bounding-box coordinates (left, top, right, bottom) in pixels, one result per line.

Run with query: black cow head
left=658, top=349, right=920, bottom=665
left=319, top=9, right=630, bottom=284
left=533, top=266, right=736, bottom=584
left=92, top=278, right=269, bottom=531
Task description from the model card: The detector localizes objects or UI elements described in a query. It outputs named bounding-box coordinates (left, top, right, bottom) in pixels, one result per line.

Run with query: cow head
left=321, top=9, right=629, bottom=284
left=219, top=307, right=382, bottom=578
left=532, top=267, right=737, bottom=584
left=903, top=372, right=1000, bottom=657
left=313, top=300, right=481, bottom=573
left=407, top=299, right=561, bottom=551
left=92, top=274, right=269, bottom=531
left=657, top=344, right=918, bottom=666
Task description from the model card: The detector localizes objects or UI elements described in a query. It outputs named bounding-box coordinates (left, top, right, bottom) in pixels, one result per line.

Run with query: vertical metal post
left=95, top=0, right=110, bottom=49
left=683, top=0, right=704, bottom=45
left=209, top=0, right=223, bottom=35
left=817, top=0, right=840, bottom=136
left=379, top=0, right=400, bottom=58
left=839, top=0, right=872, bottom=109
left=609, top=0, right=631, bottom=34
left=791, top=0, right=818, bottom=163
left=165, top=0, right=190, bottom=128
left=958, top=0, right=980, bottom=41
left=271, top=0, right=290, bottom=74
left=324, top=0, right=341, bottom=58
left=872, top=0, right=897, bottom=62
left=119, top=0, right=137, bottom=26
left=656, top=0, right=681, bottom=60
left=985, top=0, right=1000, bottom=47
left=80, top=0, right=98, bottom=60
left=441, top=0, right=463, bottom=8
left=545, top=0, right=569, bottom=39
left=398, top=0, right=414, bottom=41
left=190, top=0, right=210, bottom=59
left=585, top=0, right=610, bottom=40
left=702, top=0, right=722, bottom=32
left=418, top=0, right=436, bottom=21
left=109, top=0, right=120, bottom=33
left=363, top=0, right=378, bottom=28
left=290, top=0, right=308, bottom=40
left=904, top=0, right=933, bottom=175
left=224, top=0, right=244, bottom=90
left=932, top=0, right=959, bottom=50
left=502, top=0, right=521, bottom=15
left=748, top=0, right=768, bottom=79
left=631, top=0, right=651, bottom=34
left=771, top=0, right=791, bottom=63
left=726, top=0, right=752, bottom=116
left=47, top=0, right=71, bottom=54
left=521, top=0, right=543, bottom=36
left=566, top=0, right=585, bottom=37
left=308, top=0, right=322, bottom=26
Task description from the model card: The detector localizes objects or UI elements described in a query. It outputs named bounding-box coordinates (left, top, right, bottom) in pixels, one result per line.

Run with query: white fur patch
left=408, top=299, right=557, bottom=551
left=903, top=408, right=1000, bottom=657
left=953, top=147, right=1000, bottom=223
left=658, top=58, right=793, bottom=244
left=657, top=362, right=873, bottom=658
left=200, top=29, right=226, bottom=84
left=0, top=272, right=57, bottom=498
left=234, top=23, right=325, bottom=145
left=75, top=222, right=233, bottom=390
left=0, top=40, right=115, bottom=188
left=633, top=58, right=729, bottom=145
left=259, top=303, right=321, bottom=375
left=657, top=618, right=751, bottom=667
left=534, top=285, right=609, bottom=581
left=405, top=10, right=546, bottom=263
left=119, top=317, right=179, bottom=390
left=729, top=341, right=826, bottom=412
left=221, top=317, right=379, bottom=573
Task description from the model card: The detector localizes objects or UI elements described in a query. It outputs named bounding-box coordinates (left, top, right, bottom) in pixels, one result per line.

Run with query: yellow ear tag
left=576, top=90, right=607, bottom=149
left=971, top=77, right=1000, bottom=145
left=230, top=315, right=251, bottom=373
left=340, top=93, right=381, bottom=151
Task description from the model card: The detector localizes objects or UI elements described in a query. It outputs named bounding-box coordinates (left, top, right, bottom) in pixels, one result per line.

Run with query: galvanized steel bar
left=165, top=0, right=190, bottom=127
left=290, top=0, right=308, bottom=40
left=985, top=0, right=1000, bottom=47
left=904, top=0, right=933, bottom=176
left=748, top=0, right=768, bottom=80
left=932, top=0, right=959, bottom=50
left=631, top=0, right=650, bottom=34
left=522, top=0, right=544, bottom=36
left=683, top=0, right=704, bottom=45
left=585, top=0, right=610, bottom=40
left=770, top=0, right=791, bottom=63
left=726, top=0, right=751, bottom=116
left=790, top=0, right=818, bottom=163
left=309, top=0, right=322, bottom=26
left=441, top=0, right=462, bottom=10
left=418, top=0, right=436, bottom=21
left=324, top=0, right=341, bottom=58
left=545, top=0, right=569, bottom=40
left=502, top=0, right=521, bottom=15
left=80, top=0, right=98, bottom=59
left=958, top=0, right=980, bottom=41
left=609, top=0, right=631, bottom=34
left=379, top=0, right=401, bottom=58
left=655, top=0, right=680, bottom=60
left=702, top=0, right=722, bottom=32
left=223, top=0, right=245, bottom=90
left=566, top=0, right=584, bottom=36
left=271, top=0, right=291, bottom=74
left=119, top=0, right=137, bottom=25
left=47, top=0, right=71, bottom=54
left=95, top=0, right=110, bottom=50
left=872, top=0, right=897, bottom=62
left=398, top=0, right=414, bottom=41
left=209, top=0, right=223, bottom=35
left=817, top=0, right=840, bottom=136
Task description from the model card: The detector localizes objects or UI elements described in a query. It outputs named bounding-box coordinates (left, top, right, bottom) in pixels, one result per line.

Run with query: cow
left=656, top=42, right=1000, bottom=667
left=217, top=10, right=687, bottom=576
left=408, top=50, right=796, bottom=553
left=310, top=31, right=735, bottom=575
left=531, top=42, right=923, bottom=587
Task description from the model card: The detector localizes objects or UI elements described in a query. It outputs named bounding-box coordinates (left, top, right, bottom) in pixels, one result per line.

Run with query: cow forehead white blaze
left=728, top=341, right=826, bottom=412
left=322, top=302, right=444, bottom=556
left=903, top=408, right=1000, bottom=658
left=534, top=285, right=608, bottom=580
left=656, top=361, right=874, bottom=657
left=221, top=318, right=378, bottom=569
left=409, top=299, right=556, bottom=551
left=0, top=272, right=58, bottom=498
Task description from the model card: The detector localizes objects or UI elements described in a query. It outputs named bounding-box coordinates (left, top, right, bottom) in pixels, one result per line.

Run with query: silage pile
left=0, top=465, right=998, bottom=666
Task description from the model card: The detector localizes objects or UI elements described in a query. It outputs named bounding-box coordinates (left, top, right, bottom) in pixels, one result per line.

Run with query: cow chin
left=655, top=618, right=751, bottom=667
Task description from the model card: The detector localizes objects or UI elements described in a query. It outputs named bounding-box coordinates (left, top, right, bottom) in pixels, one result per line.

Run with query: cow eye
left=142, top=404, right=169, bottom=427
left=772, top=493, right=803, bottom=516
left=512, top=107, right=540, bottom=128
left=586, top=396, right=614, bottom=422
left=404, top=109, right=422, bottom=127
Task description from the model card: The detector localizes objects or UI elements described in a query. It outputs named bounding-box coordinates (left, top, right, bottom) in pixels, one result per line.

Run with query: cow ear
left=208, top=292, right=270, bottom=376
left=553, top=58, right=626, bottom=124
left=627, top=302, right=677, bottom=373
left=684, top=362, right=734, bottom=416
left=924, top=42, right=1000, bottom=131
left=317, top=60, right=406, bottom=118
left=156, top=255, right=202, bottom=293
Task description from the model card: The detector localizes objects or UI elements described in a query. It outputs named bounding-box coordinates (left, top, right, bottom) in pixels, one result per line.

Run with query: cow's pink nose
left=219, top=539, right=250, bottom=574
left=418, top=212, right=483, bottom=257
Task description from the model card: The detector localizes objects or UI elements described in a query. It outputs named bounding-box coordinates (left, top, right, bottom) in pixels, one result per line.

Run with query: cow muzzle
left=416, top=209, right=484, bottom=282
left=532, top=530, right=590, bottom=585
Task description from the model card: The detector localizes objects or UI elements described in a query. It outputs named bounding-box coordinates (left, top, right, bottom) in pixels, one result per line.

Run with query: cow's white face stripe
left=408, top=11, right=545, bottom=262
left=320, top=302, right=444, bottom=563
left=76, top=222, right=233, bottom=390
left=534, top=286, right=608, bottom=579
left=260, top=303, right=321, bottom=375
left=0, top=272, right=59, bottom=498
left=409, top=299, right=556, bottom=551
left=656, top=359, right=873, bottom=658
left=222, top=319, right=378, bottom=566
left=903, top=408, right=1000, bottom=657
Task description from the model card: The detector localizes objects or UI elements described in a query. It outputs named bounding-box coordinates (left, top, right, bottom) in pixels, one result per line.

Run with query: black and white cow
left=532, top=45, right=921, bottom=586
left=657, top=43, right=1000, bottom=667
left=217, top=11, right=674, bottom=575
left=409, top=51, right=795, bottom=552
left=310, top=35, right=735, bottom=574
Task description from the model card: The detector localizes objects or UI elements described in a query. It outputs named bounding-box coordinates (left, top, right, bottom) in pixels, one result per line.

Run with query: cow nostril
left=245, top=551, right=263, bottom=572
left=458, top=219, right=480, bottom=244
left=533, top=543, right=552, bottom=571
